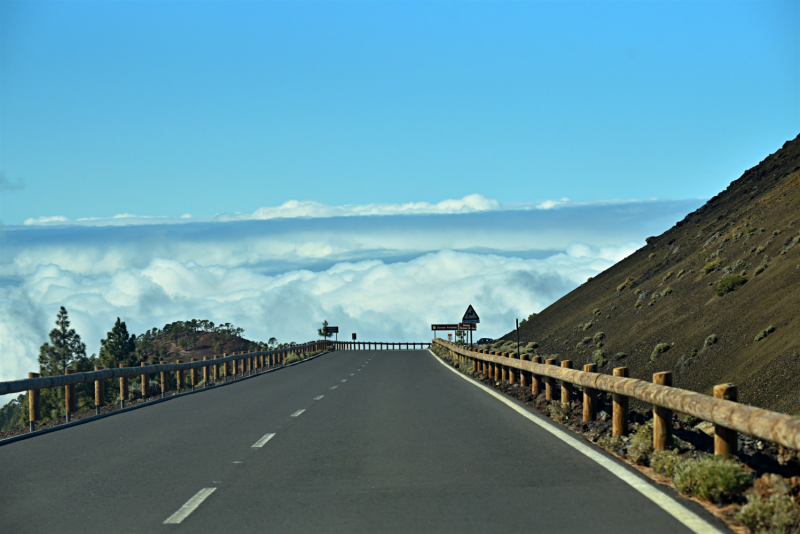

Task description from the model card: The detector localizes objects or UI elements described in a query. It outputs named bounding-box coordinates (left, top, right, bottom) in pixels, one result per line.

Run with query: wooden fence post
left=94, top=366, right=105, bottom=414
left=119, top=363, right=128, bottom=407
left=545, top=358, right=556, bottom=400
left=191, top=358, right=197, bottom=390
left=203, top=357, right=209, bottom=385
left=583, top=363, right=596, bottom=421
left=519, top=353, right=528, bottom=387
left=64, top=369, right=75, bottom=422
left=176, top=360, right=183, bottom=392
left=653, top=372, right=672, bottom=451
left=532, top=356, right=542, bottom=396
left=141, top=362, right=149, bottom=399
left=161, top=368, right=168, bottom=397
left=561, top=360, right=573, bottom=407
left=612, top=367, right=629, bottom=436
left=714, top=384, right=738, bottom=458
left=28, top=372, right=40, bottom=431
left=509, top=352, right=517, bottom=385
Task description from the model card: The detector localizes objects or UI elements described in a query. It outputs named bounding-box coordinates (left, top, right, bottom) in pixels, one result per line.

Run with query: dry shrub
left=673, top=455, right=752, bottom=504
left=651, top=449, right=682, bottom=477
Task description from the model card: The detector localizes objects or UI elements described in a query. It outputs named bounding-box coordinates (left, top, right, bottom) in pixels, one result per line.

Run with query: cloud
left=0, top=173, right=25, bottom=192
left=17, top=194, right=704, bottom=228
left=0, top=195, right=704, bottom=406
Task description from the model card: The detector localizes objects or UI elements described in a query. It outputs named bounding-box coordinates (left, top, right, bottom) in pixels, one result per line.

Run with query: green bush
left=705, top=334, right=718, bottom=347
left=628, top=421, right=655, bottom=465
left=677, top=269, right=685, bottom=277
left=714, top=274, right=748, bottom=296
left=754, top=326, right=775, bottom=342
left=756, top=245, right=766, bottom=254
left=597, top=435, right=623, bottom=453
left=703, top=260, right=721, bottom=274
left=747, top=227, right=757, bottom=234
left=651, top=449, right=683, bottom=477
left=661, top=287, right=672, bottom=297
left=593, top=308, right=601, bottom=316
left=663, top=271, right=674, bottom=281
left=650, top=343, right=670, bottom=361
left=648, top=253, right=656, bottom=259
left=593, top=350, right=607, bottom=367
left=596, top=342, right=603, bottom=348
left=582, top=321, right=593, bottom=331
left=526, top=342, right=538, bottom=349
left=284, top=354, right=300, bottom=365
left=593, top=331, right=605, bottom=342
left=755, top=265, right=766, bottom=276
left=673, top=456, right=752, bottom=504
left=738, top=494, right=800, bottom=534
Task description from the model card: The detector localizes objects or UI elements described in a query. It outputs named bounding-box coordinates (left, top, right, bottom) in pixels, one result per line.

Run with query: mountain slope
left=505, top=134, right=800, bottom=413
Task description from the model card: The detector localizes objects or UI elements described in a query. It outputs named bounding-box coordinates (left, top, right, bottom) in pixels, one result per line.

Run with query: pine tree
left=318, top=320, right=330, bottom=340
left=38, top=307, right=87, bottom=376
left=99, top=317, right=138, bottom=369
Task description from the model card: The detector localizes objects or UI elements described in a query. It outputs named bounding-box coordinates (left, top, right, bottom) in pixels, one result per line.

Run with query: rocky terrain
left=501, top=134, right=800, bottom=413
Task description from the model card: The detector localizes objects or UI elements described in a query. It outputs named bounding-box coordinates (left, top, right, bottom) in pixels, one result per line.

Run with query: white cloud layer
left=1, top=196, right=702, bottom=406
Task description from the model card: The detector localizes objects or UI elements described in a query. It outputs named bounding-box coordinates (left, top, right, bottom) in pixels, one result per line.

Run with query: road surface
left=0, top=349, right=725, bottom=533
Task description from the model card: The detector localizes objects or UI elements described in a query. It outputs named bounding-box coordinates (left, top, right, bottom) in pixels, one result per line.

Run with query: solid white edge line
left=252, top=432, right=276, bottom=448
left=290, top=409, right=305, bottom=417
left=426, top=349, right=725, bottom=534
left=314, top=395, right=324, bottom=400
left=163, top=487, right=217, bottom=524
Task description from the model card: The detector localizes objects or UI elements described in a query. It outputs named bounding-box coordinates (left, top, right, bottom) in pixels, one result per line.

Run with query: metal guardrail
left=433, top=338, right=800, bottom=454
left=1, top=340, right=333, bottom=430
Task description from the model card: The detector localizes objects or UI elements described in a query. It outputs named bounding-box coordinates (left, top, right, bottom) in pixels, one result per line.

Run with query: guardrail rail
left=432, top=338, right=800, bottom=456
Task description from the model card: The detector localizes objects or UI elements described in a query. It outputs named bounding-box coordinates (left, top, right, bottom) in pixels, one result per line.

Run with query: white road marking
left=427, top=349, right=725, bottom=534
left=330, top=386, right=338, bottom=389
left=252, top=433, right=276, bottom=448
left=314, top=395, right=324, bottom=401
left=341, top=379, right=347, bottom=382
left=350, top=373, right=354, bottom=376
left=290, top=409, right=305, bottom=417
left=163, top=487, right=217, bottom=524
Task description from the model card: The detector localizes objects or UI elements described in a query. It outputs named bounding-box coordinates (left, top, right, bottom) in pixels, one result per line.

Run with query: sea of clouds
left=0, top=194, right=703, bottom=405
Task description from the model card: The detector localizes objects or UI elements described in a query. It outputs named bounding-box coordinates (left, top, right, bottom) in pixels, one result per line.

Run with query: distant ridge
left=505, top=134, right=800, bottom=413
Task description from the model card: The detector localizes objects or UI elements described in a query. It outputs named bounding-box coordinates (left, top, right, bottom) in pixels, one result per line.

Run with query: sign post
left=461, top=305, right=480, bottom=348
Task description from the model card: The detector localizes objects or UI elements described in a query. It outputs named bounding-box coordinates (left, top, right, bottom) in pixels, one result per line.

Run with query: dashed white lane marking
left=290, top=409, right=305, bottom=417
left=330, top=386, right=338, bottom=389
left=163, top=488, right=217, bottom=524
left=427, top=350, right=724, bottom=534
left=341, top=379, right=347, bottom=382
left=252, top=433, right=276, bottom=448
left=350, top=373, right=354, bottom=376
left=314, top=395, right=324, bottom=401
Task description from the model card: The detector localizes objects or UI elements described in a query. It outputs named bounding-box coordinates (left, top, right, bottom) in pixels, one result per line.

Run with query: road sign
left=462, top=305, right=480, bottom=324
left=431, top=324, right=459, bottom=331
left=458, top=323, right=477, bottom=331
left=326, top=326, right=339, bottom=333
left=352, top=333, right=357, bottom=340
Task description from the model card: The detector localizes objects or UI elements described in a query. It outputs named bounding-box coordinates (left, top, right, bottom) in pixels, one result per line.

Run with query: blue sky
left=1, top=0, right=797, bottom=224
left=0, top=1, right=798, bottom=400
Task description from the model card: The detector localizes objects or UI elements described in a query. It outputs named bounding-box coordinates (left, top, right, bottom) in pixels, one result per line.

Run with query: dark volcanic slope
left=504, top=134, right=800, bottom=413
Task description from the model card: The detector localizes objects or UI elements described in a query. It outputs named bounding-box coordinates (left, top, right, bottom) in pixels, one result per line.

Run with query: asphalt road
left=0, top=349, right=724, bottom=533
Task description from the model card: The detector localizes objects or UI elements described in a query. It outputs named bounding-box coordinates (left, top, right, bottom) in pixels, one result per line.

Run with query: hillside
left=503, top=134, right=800, bottom=413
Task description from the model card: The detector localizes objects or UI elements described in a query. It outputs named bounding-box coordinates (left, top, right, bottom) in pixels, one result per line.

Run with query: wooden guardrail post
left=653, top=372, right=672, bottom=451
left=612, top=367, right=629, bottom=436
left=119, top=363, right=128, bottom=407
left=190, top=358, right=197, bottom=390
left=64, top=369, right=75, bottom=422
left=583, top=363, right=596, bottom=421
left=714, top=384, right=738, bottom=458
left=509, top=352, right=518, bottom=384
left=176, top=360, right=183, bottom=392
left=561, top=360, right=573, bottom=407
left=94, top=365, right=106, bottom=414
left=161, top=368, right=168, bottom=397
left=28, top=372, right=40, bottom=431
left=519, top=353, right=528, bottom=387
left=545, top=358, right=556, bottom=400
left=141, top=362, right=149, bottom=398
left=202, top=357, right=209, bottom=385
left=531, top=356, right=542, bottom=395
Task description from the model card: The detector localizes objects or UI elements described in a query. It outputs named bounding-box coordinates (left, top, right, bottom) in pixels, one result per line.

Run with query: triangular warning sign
left=462, top=305, right=480, bottom=323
